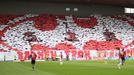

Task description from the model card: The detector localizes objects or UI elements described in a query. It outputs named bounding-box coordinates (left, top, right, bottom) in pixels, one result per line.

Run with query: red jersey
left=31, top=52, right=37, bottom=60
left=119, top=50, right=126, bottom=58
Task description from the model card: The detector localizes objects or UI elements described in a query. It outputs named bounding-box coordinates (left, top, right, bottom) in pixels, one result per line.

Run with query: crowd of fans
left=0, top=14, right=134, bottom=52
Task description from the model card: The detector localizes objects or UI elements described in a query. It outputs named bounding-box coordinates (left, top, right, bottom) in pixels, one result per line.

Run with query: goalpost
left=0, top=51, right=17, bottom=62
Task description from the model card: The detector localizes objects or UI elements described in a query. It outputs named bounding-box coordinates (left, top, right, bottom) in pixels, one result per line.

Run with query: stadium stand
left=0, top=14, right=134, bottom=52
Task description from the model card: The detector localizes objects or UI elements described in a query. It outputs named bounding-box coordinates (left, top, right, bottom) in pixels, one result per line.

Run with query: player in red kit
left=117, top=48, right=126, bottom=69
left=29, top=51, right=37, bottom=71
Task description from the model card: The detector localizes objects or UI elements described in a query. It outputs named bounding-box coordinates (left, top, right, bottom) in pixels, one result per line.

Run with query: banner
left=0, top=50, right=134, bottom=61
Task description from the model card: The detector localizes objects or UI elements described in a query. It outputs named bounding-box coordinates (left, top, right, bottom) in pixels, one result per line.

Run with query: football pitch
left=0, top=60, right=134, bottom=75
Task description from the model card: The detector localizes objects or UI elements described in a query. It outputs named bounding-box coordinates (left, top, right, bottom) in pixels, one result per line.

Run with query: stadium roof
left=1, top=0, right=134, bottom=7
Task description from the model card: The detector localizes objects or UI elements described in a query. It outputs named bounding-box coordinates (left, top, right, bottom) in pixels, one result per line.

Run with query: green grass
left=0, top=60, right=134, bottom=75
